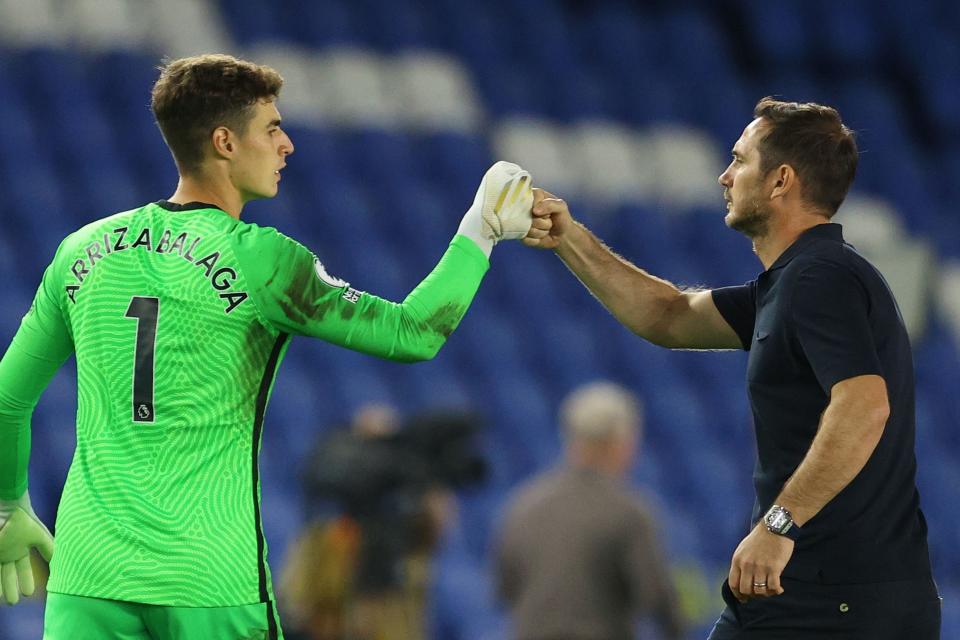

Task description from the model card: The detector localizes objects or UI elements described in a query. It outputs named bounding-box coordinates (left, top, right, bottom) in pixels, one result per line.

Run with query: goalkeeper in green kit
left=0, top=54, right=546, bottom=639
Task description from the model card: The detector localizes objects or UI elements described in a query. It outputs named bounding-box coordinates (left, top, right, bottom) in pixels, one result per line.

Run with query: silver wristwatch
left=763, top=504, right=802, bottom=541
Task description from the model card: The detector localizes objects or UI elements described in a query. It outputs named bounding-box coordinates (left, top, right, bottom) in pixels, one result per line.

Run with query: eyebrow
left=267, top=118, right=282, bottom=128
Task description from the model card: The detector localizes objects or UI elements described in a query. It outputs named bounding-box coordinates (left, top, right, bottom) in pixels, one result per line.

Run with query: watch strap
left=764, top=504, right=802, bottom=541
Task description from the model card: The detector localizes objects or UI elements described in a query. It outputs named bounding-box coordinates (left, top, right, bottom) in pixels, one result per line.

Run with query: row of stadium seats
left=2, top=41, right=958, bottom=253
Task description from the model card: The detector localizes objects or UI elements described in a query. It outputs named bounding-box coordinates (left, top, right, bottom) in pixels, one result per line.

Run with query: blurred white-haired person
left=494, top=382, right=684, bottom=640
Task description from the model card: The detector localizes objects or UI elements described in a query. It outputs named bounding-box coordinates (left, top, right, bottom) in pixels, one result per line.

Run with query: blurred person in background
left=522, top=98, right=940, bottom=638
left=0, top=52, right=544, bottom=640
left=494, top=381, right=684, bottom=640
left=282, top=403, right=483, bottom=640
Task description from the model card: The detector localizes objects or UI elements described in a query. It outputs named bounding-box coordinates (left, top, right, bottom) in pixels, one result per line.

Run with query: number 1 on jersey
left=125, top=296, right=159, bottom=423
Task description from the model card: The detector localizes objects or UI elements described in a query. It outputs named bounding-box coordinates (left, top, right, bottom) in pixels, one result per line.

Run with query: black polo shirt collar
left=766, top=222, right=844, bottom=272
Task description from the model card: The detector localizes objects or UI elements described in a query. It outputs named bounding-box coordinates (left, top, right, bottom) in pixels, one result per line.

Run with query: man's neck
left=752, top=208, right=831, bottom=270
left=168, top=172, right=244, bottom=220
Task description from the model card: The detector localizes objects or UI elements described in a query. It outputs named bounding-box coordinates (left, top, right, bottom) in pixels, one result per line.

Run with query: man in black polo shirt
left=521, top=97, right=941, bottom=638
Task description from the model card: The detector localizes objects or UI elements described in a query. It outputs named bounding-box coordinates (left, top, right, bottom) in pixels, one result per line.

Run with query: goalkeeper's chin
left=248, top=183, right=281, bottom=201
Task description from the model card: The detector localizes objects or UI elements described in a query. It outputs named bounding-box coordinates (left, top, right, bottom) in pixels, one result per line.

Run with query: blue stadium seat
left=699, top=361, right=753, bottom=452
left=809, top=0, right=882, bottom=68
left=916, top=459, right=960, bottom=578
left=347, top=129, right=421, bottom=187
left=456, top=489, right=502, bottom=559
left=0, top=285, right=31, bottom=340
left=372, top=175, right=454, bottom=260
left=934, top=145, right=960, bottom=236
left=922, top=34, right=960, bottom=137
left=92, top=50, right=158, bottom=120
left=432, top=554, right=505, bottom=640
left=480, top=428, right=543, bottom=491
left=279, top=0, right=358, bottom=48
left=579, top=6, right=686, bottom=126
left=664, top=9, right=740, bottom=104
left=472, top=59, right=545, bottom=119
left=458, top=306, right=530, bottom=381
left=0, top=598, right=46, bottom=640
left=418, top=132, right=492, bottom=199
left=550, top=66, right=612, bottom=121
left=740, top=0, right=810, bottom=68
left=533, top=315, right=606, bottom=389
left=485, top=368, right=557, bottom=469
left=216, top=0, right=281, bottom=45
left=681, top=448, right=752, bottom=561
left=351, top=0, right=435, bottom=51
left=615, top=205, right=710, bottom=287
left=0, top=88, right=36, bottom=163
left=661, top=504, right=705, bottom=561
left=400, top=362, right=474, bottom=410
left=879, top=0, right=941, bottom=83
left=326, top=354, right=401, bottom=414
left=301, top=173, right=377, bottom=248
left=833, top=79, right=913, bottom=161
left=11, top=162, right=72, bottom=245
left=642, top=379, right=714, bottom=461
left=404, top=183, right=464, bottom=256
left=678, top=208, right=758, bottom=286
left=284, top=126, right=345, bottom=182
left=259, top=479, right=305, bottom=568
left=429, top=0, right=508, bottom=77
left=577, top=3, right=650, bottom=78
left=31, top=367, right=78, bottom=520
left=830, top=81, right=940, bottom=233
left=89, top=50, right=176, bottom=200
left=612, top=331, right=688, bottom=396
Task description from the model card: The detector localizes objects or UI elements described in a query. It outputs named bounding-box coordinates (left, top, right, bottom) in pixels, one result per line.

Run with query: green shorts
left=43, top=592, right=284, bottom=640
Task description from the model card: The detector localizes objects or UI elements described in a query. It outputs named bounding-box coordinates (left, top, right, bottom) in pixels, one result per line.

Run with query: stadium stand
left=1, top=1, right=958, bottom=637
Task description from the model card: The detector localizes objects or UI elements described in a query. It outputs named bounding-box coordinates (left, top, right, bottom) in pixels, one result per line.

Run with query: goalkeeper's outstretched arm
left=234, top=162, right=548, bottom=362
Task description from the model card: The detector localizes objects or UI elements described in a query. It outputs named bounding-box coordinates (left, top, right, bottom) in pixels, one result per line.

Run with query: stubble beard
left=726, top=198, right=771, bottom=240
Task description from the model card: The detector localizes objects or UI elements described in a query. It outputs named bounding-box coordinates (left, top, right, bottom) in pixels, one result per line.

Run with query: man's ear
left=770, top=164, right=796, bottom=200
left=211, top=126, right=235, bottom=159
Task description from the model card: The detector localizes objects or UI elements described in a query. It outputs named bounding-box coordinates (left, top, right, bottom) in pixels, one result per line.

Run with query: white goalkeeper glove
left=0, top=492, right=54, bottom=605
left=458, top=161, right=534, bottom=257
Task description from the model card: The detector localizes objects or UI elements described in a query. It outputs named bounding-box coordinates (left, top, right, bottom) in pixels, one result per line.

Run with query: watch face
left=766, top=508, right=791, bottom=533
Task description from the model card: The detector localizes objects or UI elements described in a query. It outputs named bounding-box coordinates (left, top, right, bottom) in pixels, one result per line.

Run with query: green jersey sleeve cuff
left=451, top=233, right=492, bottom=269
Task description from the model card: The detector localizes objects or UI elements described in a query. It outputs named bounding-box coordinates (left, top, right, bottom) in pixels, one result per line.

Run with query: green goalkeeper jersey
left=0, top=200, right=489, bottom=607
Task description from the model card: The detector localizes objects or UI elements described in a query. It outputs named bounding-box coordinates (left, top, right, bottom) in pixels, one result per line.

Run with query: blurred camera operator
left=280, top=403, right=485, bottom=640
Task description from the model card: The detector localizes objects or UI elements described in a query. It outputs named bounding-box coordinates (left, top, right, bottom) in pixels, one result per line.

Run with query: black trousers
left=707, top=577, right=941, bottom=639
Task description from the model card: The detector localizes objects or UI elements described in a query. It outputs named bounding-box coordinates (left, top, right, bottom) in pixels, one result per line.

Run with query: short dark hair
left=753, top=97, right=858, bottom=216
left=151, top=54, right=283, bottom=173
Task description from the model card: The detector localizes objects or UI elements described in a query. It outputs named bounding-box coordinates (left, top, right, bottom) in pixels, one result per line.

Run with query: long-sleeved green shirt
left=0, top=200, right=488, bottom=606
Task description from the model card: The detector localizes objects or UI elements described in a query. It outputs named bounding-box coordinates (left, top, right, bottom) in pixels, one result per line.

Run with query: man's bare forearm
left=776, top=375, right=889, bottom=526
left=530, top=191, right=740, bottom=349
left=555, top=222, right=688, bottom=347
